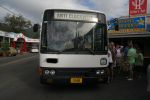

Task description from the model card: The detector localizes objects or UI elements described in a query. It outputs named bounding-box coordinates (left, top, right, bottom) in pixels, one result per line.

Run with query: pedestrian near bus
left=124, top=45, right=129, bottom=61
left=134, top=48, right=144, bottom=79
left=127, top=41, right=137, bottom=80
left=108, top=43, right=113, bottom=82
left=110, top=42, right=117, bottom=68
left=116, top=44, right=122, bottom=73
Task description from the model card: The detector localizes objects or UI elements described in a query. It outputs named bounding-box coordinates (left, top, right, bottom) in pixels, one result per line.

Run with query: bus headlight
left=100, top=70, right=105, bottom=74
left=100, top=58, right=107, bottom=65
left=96, top=70, right=101, bottom=75
left=44, top=70, right=50, bottom=75
left=96, top=70, right=105, bottom=75
left=49, top=70, right=56, bottom=75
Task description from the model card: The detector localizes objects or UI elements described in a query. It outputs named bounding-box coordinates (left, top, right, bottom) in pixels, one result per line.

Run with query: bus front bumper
left=38, top=67, right=108, bottom=84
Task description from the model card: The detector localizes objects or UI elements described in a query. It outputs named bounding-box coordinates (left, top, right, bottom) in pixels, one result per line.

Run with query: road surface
left=0, top=53, right=150, bottom=100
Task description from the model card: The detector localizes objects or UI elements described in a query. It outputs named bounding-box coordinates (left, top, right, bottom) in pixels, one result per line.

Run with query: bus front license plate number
left=70, top=78, right=82, bottom=84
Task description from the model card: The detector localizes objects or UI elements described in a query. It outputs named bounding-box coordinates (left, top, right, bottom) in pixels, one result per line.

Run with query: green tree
left=0, top=14, right=40, bottom=38
left=1, top=42, right=9, bottom=51
left=4, top=14, right=32, bottom=33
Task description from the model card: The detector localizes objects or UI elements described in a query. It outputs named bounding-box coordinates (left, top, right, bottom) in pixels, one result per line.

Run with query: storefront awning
left=108, top=32, right=150, bottom=38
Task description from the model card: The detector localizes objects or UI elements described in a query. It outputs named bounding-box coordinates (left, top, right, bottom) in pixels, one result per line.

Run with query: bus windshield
left=41, top=21, right=107, bottom=54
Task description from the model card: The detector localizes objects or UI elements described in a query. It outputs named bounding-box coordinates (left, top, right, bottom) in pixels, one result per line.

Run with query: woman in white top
left=108, top=43, right=113, bottom=82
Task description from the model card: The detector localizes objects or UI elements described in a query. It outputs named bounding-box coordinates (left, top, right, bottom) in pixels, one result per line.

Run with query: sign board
left=147, top=16, right=150, bottom=23
left=54, top=11, right=98, bottom=22
left=146, top=16, right=150, bottom=32
left=108, top=16, right=146, bottom=33
left=118, top=17, right=145, bottom=32
left=107, top=19, right=117, bottom=30
left=129, top=0, right=147, bottom=16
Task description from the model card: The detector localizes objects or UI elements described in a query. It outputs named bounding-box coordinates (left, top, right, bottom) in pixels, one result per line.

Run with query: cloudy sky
left=0, top=0, right=149, bottom=23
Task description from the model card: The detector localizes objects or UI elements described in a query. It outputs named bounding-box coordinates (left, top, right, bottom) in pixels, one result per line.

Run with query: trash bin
left=147, top=64, right=150, bottom=92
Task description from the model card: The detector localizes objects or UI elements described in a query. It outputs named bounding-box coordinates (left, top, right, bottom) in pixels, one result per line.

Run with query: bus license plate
left=70, top=77, right=82, bottom=84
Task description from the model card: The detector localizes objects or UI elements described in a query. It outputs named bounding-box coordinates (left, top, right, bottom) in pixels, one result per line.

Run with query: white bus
left=34, top=9, right=109, bottom=84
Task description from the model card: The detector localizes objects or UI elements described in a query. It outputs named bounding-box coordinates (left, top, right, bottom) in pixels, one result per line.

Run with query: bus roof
left=43, top=9, right=106, bottom=23
left=44, top=9, right=105, bottom=16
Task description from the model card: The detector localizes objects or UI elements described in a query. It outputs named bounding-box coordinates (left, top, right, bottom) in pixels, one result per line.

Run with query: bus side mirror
left=33, top=24, right=39, bottom=32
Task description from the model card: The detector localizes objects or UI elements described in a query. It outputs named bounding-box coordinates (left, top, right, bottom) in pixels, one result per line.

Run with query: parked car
left=30, top=47, right=39, bottom=53
left=8, top=47, right=17, bottom=56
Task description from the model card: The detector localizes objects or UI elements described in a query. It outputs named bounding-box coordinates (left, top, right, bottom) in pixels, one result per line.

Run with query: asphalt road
left=0, top=53, right=150, bottom=100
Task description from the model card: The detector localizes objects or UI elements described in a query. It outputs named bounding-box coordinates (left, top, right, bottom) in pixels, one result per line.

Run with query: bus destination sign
left=54, top=11, right=98, bottom=22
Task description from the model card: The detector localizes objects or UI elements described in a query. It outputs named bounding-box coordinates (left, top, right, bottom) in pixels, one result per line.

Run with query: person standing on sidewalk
left=135, top=48, right=144, bottom=79
left=127, top=41, right=137, bottom=80
left=108, top=43, right=113, bottom=82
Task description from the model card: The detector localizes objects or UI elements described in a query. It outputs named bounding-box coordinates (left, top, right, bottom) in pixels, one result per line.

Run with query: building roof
left=108, top=32, right=150, bottom=38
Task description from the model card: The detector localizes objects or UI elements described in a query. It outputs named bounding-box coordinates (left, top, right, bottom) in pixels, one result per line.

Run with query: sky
left=0, top=0, right=150, bottom=23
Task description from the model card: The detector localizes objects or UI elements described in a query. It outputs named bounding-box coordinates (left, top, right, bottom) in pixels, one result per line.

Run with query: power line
left=0, top=4, right=18, bottom=15
left=0, top=4, right=36, bottom=23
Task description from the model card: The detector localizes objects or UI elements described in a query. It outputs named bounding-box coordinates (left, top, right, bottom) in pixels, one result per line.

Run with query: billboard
left=107, top=18, right=118, bottom=30
left=147, top=16, right=150, bottom=32
left=107, top=19, right=115, bottom=30
left=119, top=17, right=146, bottom=32
left=129, top=0, right=147, bottom=16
